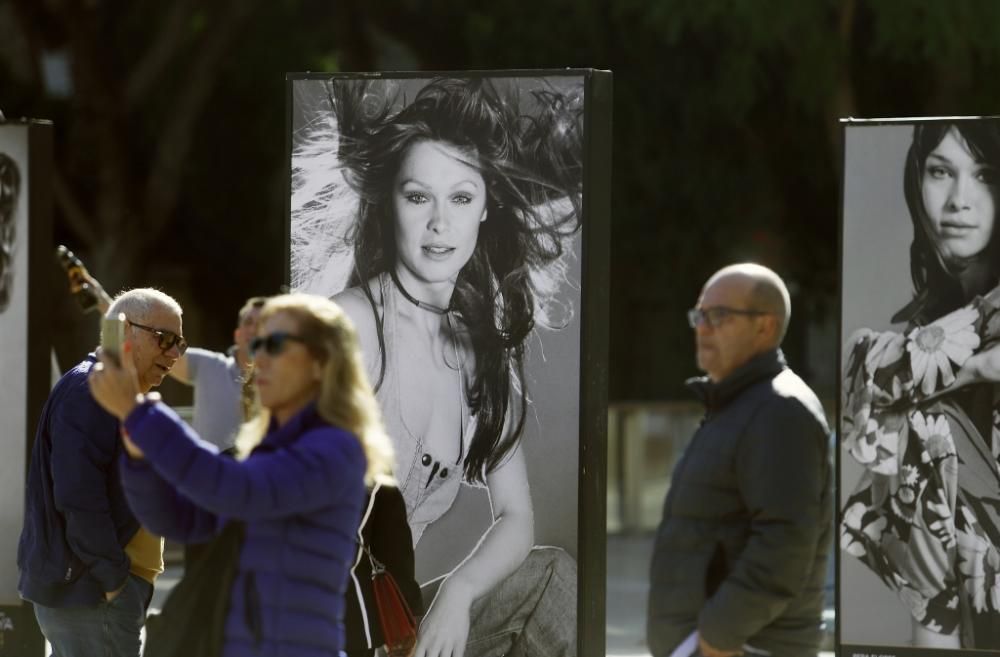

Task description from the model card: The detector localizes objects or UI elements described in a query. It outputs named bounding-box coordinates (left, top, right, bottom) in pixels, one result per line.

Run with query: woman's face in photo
left=921, top=126, right=998, bottom=264
left=392, top=140, right=487, bottom=286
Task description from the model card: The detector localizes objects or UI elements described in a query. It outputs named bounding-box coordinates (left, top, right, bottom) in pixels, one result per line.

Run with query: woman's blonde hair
left=235, top=293, right=393, bottom=482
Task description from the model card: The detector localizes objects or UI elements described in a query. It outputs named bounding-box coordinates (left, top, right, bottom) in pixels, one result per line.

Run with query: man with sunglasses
left=647, top=264, right=831, bottom=657
left=87, top=276, right=264, bottom=455
left=18, top=288, right=184, bottom=657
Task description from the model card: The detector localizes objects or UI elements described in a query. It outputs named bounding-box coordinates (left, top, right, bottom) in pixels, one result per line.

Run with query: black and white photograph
left=0, top=123, right=27, bottom=606
left=287, top=71, right=606, bottom=657
left=0, top=120, right=51, bottom=656
left=840, top=118, right=1000, bottom=654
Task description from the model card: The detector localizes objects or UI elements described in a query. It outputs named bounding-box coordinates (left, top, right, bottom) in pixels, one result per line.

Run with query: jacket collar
left=260, top=402, right=326, bottom=451
left=686, top=349, right=786, bottom=411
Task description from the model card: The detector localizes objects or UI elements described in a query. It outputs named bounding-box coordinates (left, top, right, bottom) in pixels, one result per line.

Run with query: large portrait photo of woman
left=0, top=125, right=27, bottom=605
left=287, top=72, right=597, bottom=657
left=840, top=118, right=1000, bottom=653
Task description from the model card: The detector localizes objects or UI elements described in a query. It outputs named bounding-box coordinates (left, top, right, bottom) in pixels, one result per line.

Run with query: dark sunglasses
left=128, top=320, right=189, bottom=355
left=687, top=306, right=768, bottom=329
left=249, top=332, right=307, bottom=357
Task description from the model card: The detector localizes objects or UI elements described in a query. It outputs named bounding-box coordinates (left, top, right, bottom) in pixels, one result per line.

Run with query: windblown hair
left=893, top=121, right=1000, bottom=325
left=0, top=153, right=21, bottom=312
left=237, top=293, right=394, bottom=483
left=291, top=77, right=584, bottom=483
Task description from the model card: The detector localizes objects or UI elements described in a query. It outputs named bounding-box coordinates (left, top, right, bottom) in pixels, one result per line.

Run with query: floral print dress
left=841, top=287, right=1000, bottom=647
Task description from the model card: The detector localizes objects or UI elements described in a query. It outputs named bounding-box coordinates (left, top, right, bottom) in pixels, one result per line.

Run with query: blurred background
left=5, top=0, right=1000, bottom=654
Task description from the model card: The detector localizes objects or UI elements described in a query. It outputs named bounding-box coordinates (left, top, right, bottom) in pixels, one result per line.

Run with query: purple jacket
left=120, top=401, right=366, bottom=657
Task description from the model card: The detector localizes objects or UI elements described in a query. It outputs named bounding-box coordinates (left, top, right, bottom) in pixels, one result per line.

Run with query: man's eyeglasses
left=129, top=320, right=188, bottom=355
left=249, top=332, right=307, bottom=357
left=687, top=307, right=768, bottom=329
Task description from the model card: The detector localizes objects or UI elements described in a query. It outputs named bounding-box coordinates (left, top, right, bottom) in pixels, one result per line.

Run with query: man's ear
left=753, top=313, right=774, bottom=344
left=763, top=314, right=781, bottom=347
left=122, top=327, right=136, bottom=350
left=125, top=332, right=141, bottom=367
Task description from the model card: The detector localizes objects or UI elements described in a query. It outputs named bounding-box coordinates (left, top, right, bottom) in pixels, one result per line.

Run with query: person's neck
left=391, top=267, right=455, bottom=330
left=951, top=257, right=996, bottom=300
left=707, top=346, right=778, bottom=384
left=272, top=398, right=313, bottom=427
left=136, top=366, right=153, bottom=394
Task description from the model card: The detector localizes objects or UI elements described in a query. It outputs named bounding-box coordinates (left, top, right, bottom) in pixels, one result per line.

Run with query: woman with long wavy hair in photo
left=292, top=76, right=581, bottom=657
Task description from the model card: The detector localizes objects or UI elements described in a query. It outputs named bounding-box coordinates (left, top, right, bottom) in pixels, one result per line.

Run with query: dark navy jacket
left=647, top=350, right=832, bottom=657
left=17, top=355, right=140, bottom=607
left=120, top=400, right=366, bottom=657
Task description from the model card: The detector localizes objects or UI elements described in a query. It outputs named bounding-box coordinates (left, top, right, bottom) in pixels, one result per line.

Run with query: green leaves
left=6, top=0, right=1000, bottom=399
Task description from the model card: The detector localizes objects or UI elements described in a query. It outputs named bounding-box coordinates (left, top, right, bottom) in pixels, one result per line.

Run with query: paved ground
left=606, top=533, right=655, bottom=656
left=149, top=565, right=181, bottom=616
left=138, top=533, right=833, bottom=657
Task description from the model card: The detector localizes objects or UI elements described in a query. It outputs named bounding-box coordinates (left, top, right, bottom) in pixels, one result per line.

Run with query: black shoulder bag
left=144, top=521, right=245, bottom=657
left=345, top=483, right=423, bottom=657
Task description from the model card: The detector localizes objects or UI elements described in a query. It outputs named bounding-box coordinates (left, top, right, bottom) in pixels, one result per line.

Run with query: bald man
left=647, top=264, right=832, bottom=657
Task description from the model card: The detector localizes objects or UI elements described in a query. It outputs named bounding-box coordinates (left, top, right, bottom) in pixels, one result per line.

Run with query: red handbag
left=366, top=546, right=418, bottom=657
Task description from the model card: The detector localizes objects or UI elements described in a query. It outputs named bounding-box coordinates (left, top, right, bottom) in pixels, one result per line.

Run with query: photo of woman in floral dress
left=841, top=119, right=1000, bottom=649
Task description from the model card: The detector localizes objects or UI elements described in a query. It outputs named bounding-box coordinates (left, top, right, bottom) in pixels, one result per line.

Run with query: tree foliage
left=2, top=0, right=1000, bottom=399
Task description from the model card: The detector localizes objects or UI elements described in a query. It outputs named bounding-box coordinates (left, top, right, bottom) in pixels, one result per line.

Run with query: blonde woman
left=89, top=293, right=393, bottom=657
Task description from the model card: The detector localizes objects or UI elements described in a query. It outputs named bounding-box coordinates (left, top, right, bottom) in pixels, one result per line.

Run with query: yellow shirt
left=125, top=526, right=164, bottom=584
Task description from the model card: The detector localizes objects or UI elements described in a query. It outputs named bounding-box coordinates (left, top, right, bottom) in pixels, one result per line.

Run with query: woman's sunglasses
left=249, top=332, right=307, bottom=357
left=129, top=320, right=188, bottom=355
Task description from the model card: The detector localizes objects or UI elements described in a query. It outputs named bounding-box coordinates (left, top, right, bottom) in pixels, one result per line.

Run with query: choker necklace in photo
left=389, top=269, right=451, bottom=315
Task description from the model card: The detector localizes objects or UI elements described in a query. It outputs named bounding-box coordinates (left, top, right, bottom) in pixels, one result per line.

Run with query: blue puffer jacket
left=120, top=400, right=366, bottom=657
